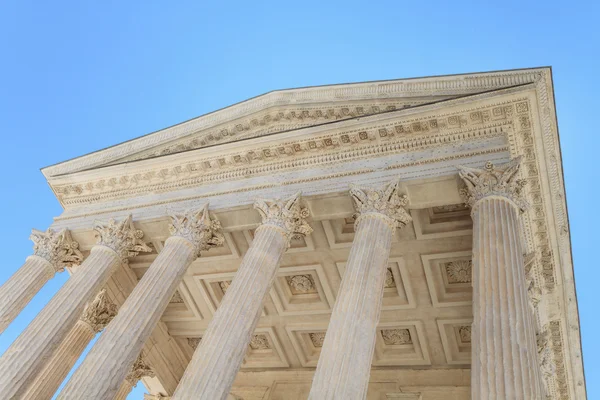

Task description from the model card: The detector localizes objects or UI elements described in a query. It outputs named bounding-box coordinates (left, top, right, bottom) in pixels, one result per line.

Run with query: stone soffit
left=42, top=68, right=586, bottom=399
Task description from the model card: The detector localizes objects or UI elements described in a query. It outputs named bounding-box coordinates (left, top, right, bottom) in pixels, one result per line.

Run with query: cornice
left=50, top=88, right=529, bottom=208
left=41, top=68, right=546, bottom=178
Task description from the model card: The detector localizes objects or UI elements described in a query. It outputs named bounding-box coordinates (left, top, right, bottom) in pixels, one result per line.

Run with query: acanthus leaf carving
left=79, top=289, right=118, bottom=333
left=93, top=215, right=152, bottom=261
left=458, top=157, right=528, bottom=212
left=350, top=179, right=411, bottom=229
left=125, top=354, right=155, bottom=387
left=168, top=204, right=225, bottom=257
left=30, top=228, right=83, bottom=272
left=254, top=192, right=312, bottom=247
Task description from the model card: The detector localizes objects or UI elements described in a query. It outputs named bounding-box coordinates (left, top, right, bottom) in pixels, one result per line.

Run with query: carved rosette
left=93, top=215, right=152, bottom=261
left=349, top=180, right=411, bottom=230
left=253, top=192, right=312, bottom=246
left=168, top=204, right=225, bottom=257
left=79, top=289, right=118, bottom=333
left=458, top=157, right=528, bottom=212
left=30, top=228, right=83, bottom=272
left=125, top=354, right=155, bottom=387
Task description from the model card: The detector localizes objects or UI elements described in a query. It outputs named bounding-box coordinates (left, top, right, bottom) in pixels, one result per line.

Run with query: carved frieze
left=53, top=102, right=515, bottom=207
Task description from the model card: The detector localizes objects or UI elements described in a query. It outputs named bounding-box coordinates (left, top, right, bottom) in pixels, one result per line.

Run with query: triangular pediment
left=42, top=68, right=547, bottom=178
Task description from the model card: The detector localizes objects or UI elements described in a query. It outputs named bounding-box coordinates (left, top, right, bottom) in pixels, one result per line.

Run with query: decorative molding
left=51, top=102, right=516, bottom=207
left=168, top=204, right=225, bottom=257
left=350, top=180, right=411, bottom=229
left=30, top=228, right=82, bottom=272
left=93, top=215, right=152, bottom=261
left=458, top=157, right=528, bottom=212
left=254, top=192, right=312, bottom=246
left=79, top=289, right=118, bottom=333
left=42, top=68, right=542, bottom=178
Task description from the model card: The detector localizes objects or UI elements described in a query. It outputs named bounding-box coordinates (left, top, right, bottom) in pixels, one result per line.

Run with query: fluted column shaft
left=0, top=246, right=121, bottom=398
left=0, top=228, right=81, bottom=334
left=471, top=197, right=542, bottom=399
left=114, top=380, right=134, bottom=400
left=309, top=215, right=393, bottom=399
left=59, top=237, right=195, bottom=399
left=0, top=256, right=55, bottom=333
left=22, top=289, right=117, bottom=400
left=22, top=320, right=95, bottom=400
left=173, top=225, right=287, bottom=399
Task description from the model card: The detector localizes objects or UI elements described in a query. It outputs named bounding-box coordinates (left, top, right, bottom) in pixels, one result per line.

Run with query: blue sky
left=0, top=1, right=598, bottom=399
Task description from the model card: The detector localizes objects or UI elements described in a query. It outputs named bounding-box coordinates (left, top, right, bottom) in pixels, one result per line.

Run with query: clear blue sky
left=0, top=1, right=598, bottom=399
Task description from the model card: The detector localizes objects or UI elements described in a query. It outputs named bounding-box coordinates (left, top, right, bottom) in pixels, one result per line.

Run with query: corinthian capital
left=458, top=157, right=528, bottom=212
left=79, top=289, right=118, bottom=333
left=93, top=215, right=152, bottom=260
left=254, top=192, right=312, bottom=246
left=30, top=228, right=83, bottom=272
left=169, top=204, right=225, bottom=257
left=126, top=354, right=155, bottom=386
left=349, top=180, right=411, bottom=229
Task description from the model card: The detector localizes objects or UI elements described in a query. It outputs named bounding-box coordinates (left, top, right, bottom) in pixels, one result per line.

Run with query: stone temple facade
left=0, top=67, right=586, bottom=399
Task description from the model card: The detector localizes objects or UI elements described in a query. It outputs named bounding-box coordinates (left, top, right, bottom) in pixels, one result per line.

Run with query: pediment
left=41, top=68, right=547, bottom=178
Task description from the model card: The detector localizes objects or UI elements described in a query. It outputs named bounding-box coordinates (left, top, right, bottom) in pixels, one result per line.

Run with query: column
left=172, top=192, right=312, bottom=400
left=308, top=180, right=411, bottom=399
left=0, top=229, right=82, bottom=333
left=22, top=289, right=117, bottom=400
left=0, top=215, right=151, bottom=399
left=58, top=205, right=224, bottom=399
left=459, top=158, right=543, bottom=399
left=113, top=354, right=155, bottom=400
